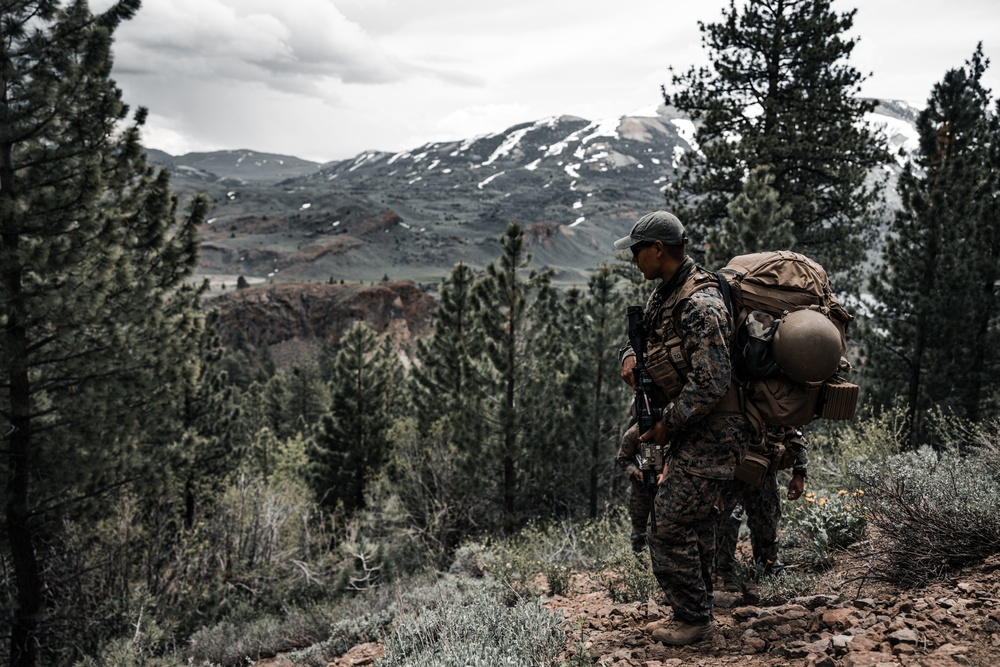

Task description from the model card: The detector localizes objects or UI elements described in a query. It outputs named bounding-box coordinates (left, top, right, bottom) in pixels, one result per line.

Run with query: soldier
left=616, top=211, right=752, bottom=646
left=716, top=426, right=808, bottom=594
left=616, top=420, right=652, bottom=553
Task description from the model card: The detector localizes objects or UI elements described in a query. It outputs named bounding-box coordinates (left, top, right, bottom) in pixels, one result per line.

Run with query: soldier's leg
left=744, top=471, right=783, bottom=574
left=715, top=480, right=744, bottom=585
left=627, top=477, right=652, bottom=552
left=648, top=467, right=723, bottom=625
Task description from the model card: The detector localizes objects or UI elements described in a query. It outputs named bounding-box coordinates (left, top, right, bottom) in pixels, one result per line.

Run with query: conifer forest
left=2, top=1, right=1000, bottom=665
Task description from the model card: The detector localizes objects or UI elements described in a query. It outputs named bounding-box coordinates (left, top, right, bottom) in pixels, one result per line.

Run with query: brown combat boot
left=651, top=620, right=714, bottom=645
left=643, top=618, right=670, bottom=633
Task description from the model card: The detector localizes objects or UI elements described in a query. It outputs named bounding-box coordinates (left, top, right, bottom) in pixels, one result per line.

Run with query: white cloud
left=112, top=0, right=407, bottom=88
left=90, top=0, right=1000, bottom=163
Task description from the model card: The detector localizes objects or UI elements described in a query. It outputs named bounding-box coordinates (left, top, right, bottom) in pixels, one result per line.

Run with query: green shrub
left=755, top=569, right=824, bottom=606
left=780, top=488, right=868, bottom=570
left=378, top=576, right=563, bottom=667
left=595, top=545, right=658, bottom=604
left=480, top=512, right=627, bottom=599
left=855, top=438, right=1000, bottom=586
left=806, top=404, right=907, bottom=489
left=561, top=617, right=596, bottom=667
left=286, top=606, right=395, bottom=667
left=181, top=587, right=396, bottom=666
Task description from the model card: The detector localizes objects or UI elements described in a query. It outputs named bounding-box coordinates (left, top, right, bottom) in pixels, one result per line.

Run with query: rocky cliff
left=206, top=280, right=436, bottom=360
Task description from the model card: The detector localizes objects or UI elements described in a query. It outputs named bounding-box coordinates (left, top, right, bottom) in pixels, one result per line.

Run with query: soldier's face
left=631, top=242, right=659, bottom=280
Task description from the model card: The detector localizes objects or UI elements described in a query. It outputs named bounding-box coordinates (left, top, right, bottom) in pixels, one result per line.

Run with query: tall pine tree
left=664, top=0, right=891, bottom=286
left=474, top=221, right=556, bottom=529
left=0, top=1, right=207, bottom=663
left=863, top=45, right=1000, bottom=440
left=311, top=321, right=390, bottom=512
left=565, top=264, right=631, bottom=518
left=410, top=262, right=484, bottom=438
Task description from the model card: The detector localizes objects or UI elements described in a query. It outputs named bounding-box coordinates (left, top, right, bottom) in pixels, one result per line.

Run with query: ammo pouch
left=644, top=335, right=689, bottom=399
left=774, top=442, right=801, bottom=471
left=818, top=377, right=860, bottom=420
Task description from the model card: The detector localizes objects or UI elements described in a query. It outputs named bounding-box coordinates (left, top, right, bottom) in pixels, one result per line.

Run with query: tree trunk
left=2, top=139, right=42, bottom=667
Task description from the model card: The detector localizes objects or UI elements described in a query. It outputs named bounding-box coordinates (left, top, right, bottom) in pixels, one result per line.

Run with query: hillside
left=259, top=550, right=1000, bottom=667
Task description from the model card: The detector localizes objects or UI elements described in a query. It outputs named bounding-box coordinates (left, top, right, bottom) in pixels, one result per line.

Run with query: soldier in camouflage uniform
left=616, top=420, right=652, bottom=552
left=716, top=426, right=808, bottom=594
left=616, top=211, right=753, bottom=646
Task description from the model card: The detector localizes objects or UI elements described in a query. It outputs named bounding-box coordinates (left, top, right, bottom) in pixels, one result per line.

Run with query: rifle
left=626, top=306, right=665, bottom=529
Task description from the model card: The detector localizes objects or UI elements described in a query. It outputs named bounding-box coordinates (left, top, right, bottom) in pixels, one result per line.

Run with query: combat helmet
left=772, top=309, right=844, bottom=383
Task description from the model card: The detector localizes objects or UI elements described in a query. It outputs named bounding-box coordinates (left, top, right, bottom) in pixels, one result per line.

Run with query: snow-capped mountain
left=152, top=101, right=921, bottom=286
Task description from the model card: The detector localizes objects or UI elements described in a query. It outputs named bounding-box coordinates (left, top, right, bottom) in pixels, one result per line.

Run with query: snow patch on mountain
left=477, top=171, right=505, bottom=189
left=867, top=112, right=921, bottom=164
left=483, top=126, right=533, bottom=166
left=670, top=119, right=699, bottom=152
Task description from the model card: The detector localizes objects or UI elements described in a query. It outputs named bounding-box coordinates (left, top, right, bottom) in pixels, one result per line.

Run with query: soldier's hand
left=638, top=419, right=668, bottom=447
left=656, top=461, right=670, bottom=486
left=787, top=474, right=805, bottom=500
left=621, top=355, right=636, bottom=388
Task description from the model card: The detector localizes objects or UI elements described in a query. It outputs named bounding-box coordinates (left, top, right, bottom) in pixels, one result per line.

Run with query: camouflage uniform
left=717, top=426, right=808, bottom=580
left=621, top=257, right=752, bottom=625
left=616, top=422, right=652, bottom=551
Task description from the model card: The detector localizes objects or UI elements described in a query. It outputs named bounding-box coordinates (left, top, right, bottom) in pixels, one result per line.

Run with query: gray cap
left=614, top=211, right=687, bottom=249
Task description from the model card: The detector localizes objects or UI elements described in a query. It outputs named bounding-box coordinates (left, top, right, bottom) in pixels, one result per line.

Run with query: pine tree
left=705, top=164, right=795, bottom=268
left=171, top=315, right=243, bottom=528
left=863, top=45, right=999, bottom=440
left=566, top=264, right=631, bottom=518
left=310, top=321, right=388, bottom=511
left=389, top=263, right=492, bottom=556
left=474, top=221, right=556, bottom=529
left=410, top=262, right=484, bottom=438
left=281, top=361, right=330, bottom=440
left=664, top=0, right=891, bottom=286
left=0, top=1, right=206, bottom=662
left=514, top=269, right=579, bottom=517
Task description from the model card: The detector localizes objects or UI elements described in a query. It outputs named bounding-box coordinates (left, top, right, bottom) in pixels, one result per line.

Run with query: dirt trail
left=264, top=553, right=1000, bottom=667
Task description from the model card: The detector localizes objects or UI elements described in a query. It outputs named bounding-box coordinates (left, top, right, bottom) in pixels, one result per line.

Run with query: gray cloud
left=98, top=0, right=1000, bottom=163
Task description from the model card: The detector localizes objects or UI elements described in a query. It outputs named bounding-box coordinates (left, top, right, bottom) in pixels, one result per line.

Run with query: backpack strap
left=715, top=270, right=734, bottom=321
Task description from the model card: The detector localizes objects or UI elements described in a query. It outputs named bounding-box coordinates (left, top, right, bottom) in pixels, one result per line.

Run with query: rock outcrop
left=207, top=280, right=435, bottom=354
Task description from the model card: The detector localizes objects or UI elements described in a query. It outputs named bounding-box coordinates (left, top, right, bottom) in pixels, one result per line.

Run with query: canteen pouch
left=733, top=450, right=770, bottom=487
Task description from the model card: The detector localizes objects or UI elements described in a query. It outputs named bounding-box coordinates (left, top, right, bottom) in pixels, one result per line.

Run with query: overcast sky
left=95, top=0, right=1000, bottom=164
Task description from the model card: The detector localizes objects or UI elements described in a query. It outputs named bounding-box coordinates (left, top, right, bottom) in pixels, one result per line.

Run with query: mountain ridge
left=150, top=100, right=920, bottom=289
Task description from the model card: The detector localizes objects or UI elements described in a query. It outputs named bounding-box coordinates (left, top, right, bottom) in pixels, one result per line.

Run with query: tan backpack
left=716, top=251, right=860, bottom=485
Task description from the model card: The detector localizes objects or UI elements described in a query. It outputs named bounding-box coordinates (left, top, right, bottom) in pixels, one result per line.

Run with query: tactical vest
left=642, top=266, right=743, bottom=413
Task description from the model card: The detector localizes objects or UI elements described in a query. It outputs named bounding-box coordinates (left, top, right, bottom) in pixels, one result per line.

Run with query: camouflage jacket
left=621, top=258, right=751, bottom=479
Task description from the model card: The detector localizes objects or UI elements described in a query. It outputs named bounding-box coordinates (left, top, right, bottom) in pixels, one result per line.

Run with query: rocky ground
left=264, top=551, right=1000, bottom=667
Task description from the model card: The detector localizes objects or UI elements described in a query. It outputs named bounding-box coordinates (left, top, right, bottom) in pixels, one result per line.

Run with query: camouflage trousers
left=716, top=473, right=782, bottom=578
left=626, top=476, right=653, bottom=550
left=647, top=467, right=724, bottom=625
